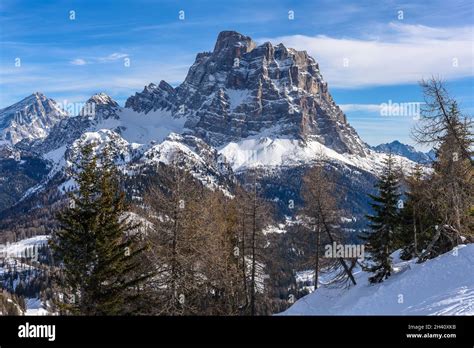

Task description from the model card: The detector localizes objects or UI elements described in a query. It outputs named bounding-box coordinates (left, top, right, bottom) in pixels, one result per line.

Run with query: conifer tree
left=361, top=154, right=400, bottom=283
left=197, top=190, right=244, bottom=315
left=50, top=144, right=151, bottom=315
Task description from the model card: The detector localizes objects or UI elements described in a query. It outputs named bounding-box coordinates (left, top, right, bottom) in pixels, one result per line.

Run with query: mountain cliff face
left=180, top=31, right=365, bottom=155
left=123, top=31, right=366, bottom=155
left=0, top=93, right=68, bottom=145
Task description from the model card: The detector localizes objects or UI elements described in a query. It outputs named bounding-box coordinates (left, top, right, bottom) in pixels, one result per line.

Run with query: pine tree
left=361, top=154, right=400, bottom=283
left=50, top=144, right=151, bottom=315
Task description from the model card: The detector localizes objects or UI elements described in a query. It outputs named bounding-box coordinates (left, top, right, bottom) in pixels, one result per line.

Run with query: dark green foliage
left=50, top=144, right=152, bottom=315
left=360, top=154, right=400, bottom=283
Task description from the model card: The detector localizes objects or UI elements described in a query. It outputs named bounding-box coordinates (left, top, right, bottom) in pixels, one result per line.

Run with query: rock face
left=125, top=81, right=177, bottom=114
left=0, top=93, right=68, bottom=145
left=83, top=92, right=120, bottom=121
left=124, top=31, right=366, bottom=155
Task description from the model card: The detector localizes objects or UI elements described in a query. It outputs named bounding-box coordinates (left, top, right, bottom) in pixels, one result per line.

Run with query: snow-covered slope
left=0, top=235, right=49, bottom=261
left=36, top=128, right=234, bottom=196
left=219, top=136, right=418, bottom=175
left=280, top=244, right=474, bottom=315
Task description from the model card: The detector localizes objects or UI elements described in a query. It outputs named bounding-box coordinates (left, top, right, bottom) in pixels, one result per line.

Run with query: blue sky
left=1, top=0, right=473, bottom=149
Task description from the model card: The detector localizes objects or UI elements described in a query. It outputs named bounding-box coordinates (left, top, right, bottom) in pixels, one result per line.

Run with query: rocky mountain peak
left=372, top=141, right=435, bottom=164
left=213, top=31, right=256, bottom=56
left=30, top=92, right=46, bottom=100
left=81, top=93, right=120, bottom=120
left=86, top=92, right=118, bottom=107
left=24, top=31, right=367, bottom=157
left=173, top=31, right=367, bottom=155
left=0, top=93, right=68, bottom=144
left=158, top=80, right=175, bottom=94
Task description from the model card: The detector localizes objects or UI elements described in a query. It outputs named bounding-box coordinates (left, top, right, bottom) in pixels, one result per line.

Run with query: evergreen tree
left=50, top=144, right=151, bottom=315
left=361, top=154, right=400, bottom=283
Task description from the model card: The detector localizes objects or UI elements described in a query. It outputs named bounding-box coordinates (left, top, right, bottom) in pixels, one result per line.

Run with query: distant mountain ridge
left=0, top=31, right=423, bottom=226
left=371, top=140, right=435, bottom=164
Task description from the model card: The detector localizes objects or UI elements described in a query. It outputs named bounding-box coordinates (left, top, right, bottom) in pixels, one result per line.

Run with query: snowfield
left=0, top=235, right=49, bottom=260
left=219, top=137, right=418, bottom=175
left=280, top=244, right=474, bottom=315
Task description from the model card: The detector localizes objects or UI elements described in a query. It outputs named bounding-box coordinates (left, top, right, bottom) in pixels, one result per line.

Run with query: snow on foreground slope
left=280, top=244, right=474, bottom=315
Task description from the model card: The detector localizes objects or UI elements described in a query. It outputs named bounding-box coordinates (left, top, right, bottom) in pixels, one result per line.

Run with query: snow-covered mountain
left=0, top=93, right=68, bottom=145
left=372, top=140, right=435, bottom=164
left=0, top=31, right=422, bottom=221
left=280, top=244, right=474, bottom=315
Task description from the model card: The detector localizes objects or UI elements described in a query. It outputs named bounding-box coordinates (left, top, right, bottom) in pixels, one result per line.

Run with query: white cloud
left=261, top=23, right=473, bottom=88
left=97, top=53, right=129, bottom=62
left=70, top=58, right=87, bottom=66
left=69, top=53, right=129, bottom=67
left=339, top=104, right=381, bottom=113
left=340, top=102, right=424, bottom=119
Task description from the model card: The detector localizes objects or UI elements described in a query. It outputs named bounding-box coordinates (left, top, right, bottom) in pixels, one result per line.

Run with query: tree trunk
left=314, top=224, right=320, bottom=290
left=250, top=188, right=257, bottom=316
left=413, top=205, right=418, bottom=258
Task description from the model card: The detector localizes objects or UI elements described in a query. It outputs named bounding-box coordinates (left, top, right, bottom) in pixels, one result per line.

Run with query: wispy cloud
left=339, top=104, right=382, bottom=113
left=97, top=53, right=129, bottom=63
left=69, top=53, right=129, bottom=66
left=70, top=58, right=87, bottom=66
left=261, top=23, right=473, bottom=88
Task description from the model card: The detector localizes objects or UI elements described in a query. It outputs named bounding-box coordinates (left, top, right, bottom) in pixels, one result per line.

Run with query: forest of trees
left=1, top=78, right=472, bottom=315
